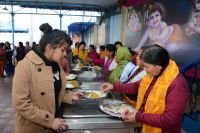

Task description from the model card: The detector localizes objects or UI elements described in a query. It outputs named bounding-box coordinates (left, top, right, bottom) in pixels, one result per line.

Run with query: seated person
left=128, top=47, right=147, bottom=83
left=124, top=47, right=147, bottom=107
left=108, top=47, right=136, bottom=83
left=77, top=41, right=88, bottom=64
left=72, top=42, right=79, bottom=57
left=93, top=44, right=117, bottom=77
left=88, top=44, right=99, bottom=63
left=114, top=41, right=123, bottom=50
left=128, top=48, right=137, bottom=64
left=99, top=45, right=106, bottom=59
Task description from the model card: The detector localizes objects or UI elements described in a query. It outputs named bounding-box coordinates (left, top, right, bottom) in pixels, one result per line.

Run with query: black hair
left=5, top=41, right=10, bottom=45
left=100, top=45, right=105, bottom=51
left=139, top=46, right=150, bottom=53
left=105, top=44, right=116, bottom=57
left=75, top=42, right=79, bottom=47
left=18, top=42, right=24, bottom=48
left=5, top=42, right=11, bottom=50
left=78, top=41, right=86, bottom=48
left=68, top=39, right=73, bottom=46
left=89, top=45, right=96, bottom=51
left=140, top=44, right=169, bottom=70
left=129, top=49, right=137, bottom=56
left=0, top=42, right=4, bottom=48
left=114, top=41, right=123, bottom=47
left=39, top=23, right=71, bottom=52
left=32, top=41, right=36, bottom=45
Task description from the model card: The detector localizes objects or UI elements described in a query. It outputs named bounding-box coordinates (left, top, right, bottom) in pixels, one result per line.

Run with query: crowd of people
left=0, top=41, right=33, bottom=78
left=100, top=44, right=189, bottom=133
left=49, top=34, right=190, bottom=133
left=10, top=23, right=189, bottom=133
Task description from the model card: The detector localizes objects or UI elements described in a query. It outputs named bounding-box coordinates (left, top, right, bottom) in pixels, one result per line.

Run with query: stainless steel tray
left=63, top=99, right=113, bottom=118
left=80, top=82, right=103, bottom=90
left=78, top=71, right=105, bottom=82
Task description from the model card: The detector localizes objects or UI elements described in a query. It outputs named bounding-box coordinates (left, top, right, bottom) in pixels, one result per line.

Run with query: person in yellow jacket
left=72, top=42, right=79, bottom=57
left=99, top=45, right=106, bottom=59
left=77, top=41, right=88, bottom=64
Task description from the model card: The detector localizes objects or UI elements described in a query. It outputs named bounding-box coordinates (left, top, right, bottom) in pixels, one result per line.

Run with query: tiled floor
left=0, top=76, right=15, bottom=133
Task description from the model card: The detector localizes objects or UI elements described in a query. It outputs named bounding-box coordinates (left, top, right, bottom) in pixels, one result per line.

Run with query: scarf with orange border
left=136, top=60, right=179, bottom=133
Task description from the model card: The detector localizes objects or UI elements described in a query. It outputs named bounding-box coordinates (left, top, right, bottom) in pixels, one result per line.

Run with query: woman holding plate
left=101, top=44, right=189, bottom=133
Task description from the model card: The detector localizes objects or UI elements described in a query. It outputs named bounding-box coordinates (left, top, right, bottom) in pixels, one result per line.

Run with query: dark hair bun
left=39, top=23, right=52, bottom=34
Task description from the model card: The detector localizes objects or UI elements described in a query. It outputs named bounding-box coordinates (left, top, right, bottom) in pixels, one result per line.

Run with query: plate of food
left=80, top=90, right=107, bottom=99
left=66, top=74, right=77, bottom=80
left=66, top=83, right=74, bottom=89
left=66, top=80, right=79, bottom=88
left=99, top=99, right=135, bottom=117
left=72, top=68, right=81, bottom=72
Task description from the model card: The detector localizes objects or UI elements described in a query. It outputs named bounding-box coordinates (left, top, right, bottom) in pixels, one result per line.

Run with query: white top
left=119, top=62, right=137, bottom=83
left=104, top=56, right=117, bottom=71
left=129, top=69, right=146, bottom=83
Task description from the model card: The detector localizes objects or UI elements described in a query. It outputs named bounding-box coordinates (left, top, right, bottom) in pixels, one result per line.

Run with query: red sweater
left=113, top=74, right=189, bottom=133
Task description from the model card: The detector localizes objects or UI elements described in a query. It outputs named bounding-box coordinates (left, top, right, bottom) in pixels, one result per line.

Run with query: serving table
left=63, top=68, right=140, bottom=133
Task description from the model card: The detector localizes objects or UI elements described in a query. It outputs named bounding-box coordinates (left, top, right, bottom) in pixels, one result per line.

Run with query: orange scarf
left=99, top=51, right=106, bottom=59
left=136, top=60, right=179, bottom=133
left=124, top=94, right=137, bottom=107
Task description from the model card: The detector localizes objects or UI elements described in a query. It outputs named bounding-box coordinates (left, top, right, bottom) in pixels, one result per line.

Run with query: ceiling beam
left=0, top=1, right=116, bottom=12
left=99, top=5, right=121, bottom=25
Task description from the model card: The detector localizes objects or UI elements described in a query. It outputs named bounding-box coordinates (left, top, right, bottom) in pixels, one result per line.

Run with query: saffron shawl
left=136, top=60, right=179, bottom=133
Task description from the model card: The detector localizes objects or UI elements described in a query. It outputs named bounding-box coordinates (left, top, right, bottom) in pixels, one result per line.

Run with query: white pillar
left=11, top=4, right=15, bottom=48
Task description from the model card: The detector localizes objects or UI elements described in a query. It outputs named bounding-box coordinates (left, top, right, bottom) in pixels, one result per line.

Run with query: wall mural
left=125, top=0, right=200, bottom=66
left=128, top=9, right=142, bottom=33
left=185, top=0, right=200, bottom=36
